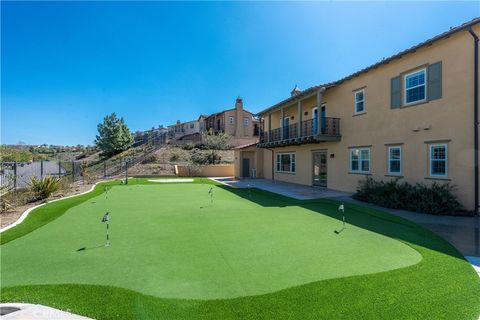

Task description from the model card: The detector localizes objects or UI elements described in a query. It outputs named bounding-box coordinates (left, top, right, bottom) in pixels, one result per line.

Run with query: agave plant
left=28, top=176, right=61, bottom=201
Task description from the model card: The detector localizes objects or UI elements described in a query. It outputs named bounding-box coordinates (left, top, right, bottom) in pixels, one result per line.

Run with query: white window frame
left=354, top=89, right=365, bottom=114
left=429, top=143, right=448, bottom=177
left=276, top=153, right=296, bottom=173
left=387, top=146, right=402, bottom=175
left=349, top=147, right=371, bottom=173
left=228, top=116, right=235, bottom=124
left=243, top=118, right=249, bottom=126
left=404, top=68, right=427, bottom=105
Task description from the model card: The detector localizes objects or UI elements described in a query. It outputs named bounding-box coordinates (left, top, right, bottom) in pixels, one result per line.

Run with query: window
left=244, top=118, right=249, bottom=126
left=404, top=69, right=426, bottom=104
left=229, top=116, right=235, bottom=124
left=429, top=144, right=447, bottom=176
left=354, top=89, right=365, bottom=113
left=350, top=148, right=370, bottom=173
left=387, top=146, right=402, bottom=174
left=276, top=153, right=295, bottom=173
left=190, top=123, right=195, bottom=129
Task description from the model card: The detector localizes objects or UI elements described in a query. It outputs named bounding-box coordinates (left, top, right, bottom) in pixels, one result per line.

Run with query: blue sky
left=2, top=1, right=479, bottom=146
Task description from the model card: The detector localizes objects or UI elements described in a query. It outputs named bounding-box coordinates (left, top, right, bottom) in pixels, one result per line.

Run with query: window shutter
left=428, top=61, right=442, bottom=101
left=391, top=76, right=401, bottom=108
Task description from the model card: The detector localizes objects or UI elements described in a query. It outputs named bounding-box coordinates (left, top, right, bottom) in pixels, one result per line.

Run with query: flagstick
left=106, top=222, right=110, bottom=247
left=102, top=212, right=110, bottom=247
left=208, top=187, right=214, bottom=204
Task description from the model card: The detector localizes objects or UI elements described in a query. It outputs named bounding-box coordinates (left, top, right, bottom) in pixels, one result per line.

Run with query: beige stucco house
left=205, top=97, right=260, bottom=147
left=167, top=116, right=206, bottom=141
left=235, top=18, right=480, bottom=213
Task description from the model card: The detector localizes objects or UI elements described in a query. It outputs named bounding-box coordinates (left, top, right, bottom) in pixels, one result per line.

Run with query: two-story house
left=235, top=18, right=480, bottom=213
left=204, top=97, right=260, bottom=147
left=167, top=116, right=206, bottom=141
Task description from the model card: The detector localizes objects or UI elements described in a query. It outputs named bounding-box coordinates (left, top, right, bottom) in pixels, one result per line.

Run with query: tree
left=201, top=132, right=231, bottom=164
left=95, top=113, right=134, bottom=157
left=0, top=145, right=33, bottom=162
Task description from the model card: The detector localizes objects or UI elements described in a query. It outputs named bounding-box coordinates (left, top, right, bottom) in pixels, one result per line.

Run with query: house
left=133, top=126, right=168, bottom=146
left=234, top=18, right=480, bottom=213
left=167, top=116, right=205, bottom=141
left=204, top=97, right=260, bottom=147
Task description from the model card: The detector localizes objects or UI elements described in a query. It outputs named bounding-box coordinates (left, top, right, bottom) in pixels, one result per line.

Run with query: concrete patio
left=212, top=177, right=353, bottom=200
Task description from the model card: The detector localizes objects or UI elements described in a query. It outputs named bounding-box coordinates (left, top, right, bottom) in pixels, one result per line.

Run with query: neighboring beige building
left=205, top=97, right=260, bottom=147
left=235, top=18, right=480, bottom=213
left=167, top=116, right=206, bottom=141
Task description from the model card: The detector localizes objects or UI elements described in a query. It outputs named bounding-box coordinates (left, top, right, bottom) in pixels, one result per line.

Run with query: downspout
left=468, top=27, right=479, bottom=215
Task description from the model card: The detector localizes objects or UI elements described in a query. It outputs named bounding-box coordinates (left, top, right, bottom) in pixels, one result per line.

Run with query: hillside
left=128, top=145, right=234, bottom=176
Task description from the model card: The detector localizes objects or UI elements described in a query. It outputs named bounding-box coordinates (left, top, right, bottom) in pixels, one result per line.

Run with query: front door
left=313, top=151, right=327, bottom=187
left=242, top=158, right=250, bottom=178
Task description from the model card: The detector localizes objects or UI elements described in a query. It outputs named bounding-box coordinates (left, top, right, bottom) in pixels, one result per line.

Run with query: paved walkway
left=213, top=177, right=353, bottom=200
left=0, top=303, right=92, bottom=320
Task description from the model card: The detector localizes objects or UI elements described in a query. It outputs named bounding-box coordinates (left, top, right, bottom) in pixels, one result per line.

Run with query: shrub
left=141, top=154, right=158, bottom=164
left=353, top=177, right=463, bottom=215
left=181, top=143, right=195, bottom=150
left=28, top=176, right=61, bottom=201
left=170, top=153, right=179, bottom=162
left=190, top=152, right=209, bottom=165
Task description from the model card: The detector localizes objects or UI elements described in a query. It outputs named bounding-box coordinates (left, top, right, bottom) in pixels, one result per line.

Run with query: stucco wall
left=259, top=25, right=480, bottom=211
left=234, top=147, right=265, bottom=178
left=176, top=165, right=234, bottom=177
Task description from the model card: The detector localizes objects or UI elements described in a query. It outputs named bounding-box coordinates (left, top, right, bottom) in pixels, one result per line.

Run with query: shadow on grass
left=217, top=185, right=467, bottom=262
left=76, top=244, right=105, bottom=252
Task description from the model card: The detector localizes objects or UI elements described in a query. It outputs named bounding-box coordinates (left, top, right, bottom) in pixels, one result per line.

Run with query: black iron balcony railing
left=259, top=117, right=340, bottom=146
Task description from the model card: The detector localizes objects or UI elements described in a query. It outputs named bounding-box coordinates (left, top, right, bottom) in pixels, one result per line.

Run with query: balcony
left=258, top=117, right=341, bottom=148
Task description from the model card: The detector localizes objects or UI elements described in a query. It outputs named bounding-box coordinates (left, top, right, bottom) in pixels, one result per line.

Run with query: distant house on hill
left=167, top=115, right=206, bottom=142
left=167, top=97, right=259, bottom=147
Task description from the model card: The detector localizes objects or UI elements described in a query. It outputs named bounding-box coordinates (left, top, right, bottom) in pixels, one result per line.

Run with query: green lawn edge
left=2, top=179, right=479, bottom=319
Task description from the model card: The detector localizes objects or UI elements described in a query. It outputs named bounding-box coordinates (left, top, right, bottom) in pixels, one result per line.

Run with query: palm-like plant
left=28, top=176, right=60, bottom=201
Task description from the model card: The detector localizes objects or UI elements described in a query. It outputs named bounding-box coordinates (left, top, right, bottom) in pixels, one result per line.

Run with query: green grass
left=1, top=178, right=479, bottom=319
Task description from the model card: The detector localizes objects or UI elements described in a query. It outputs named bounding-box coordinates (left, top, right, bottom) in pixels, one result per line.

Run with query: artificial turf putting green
left=1, top=183, right=420, bottom=299
left=1, top=178, right=479, bottom=319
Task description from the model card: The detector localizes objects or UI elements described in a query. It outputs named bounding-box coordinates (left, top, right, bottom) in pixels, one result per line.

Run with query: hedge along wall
left=176, top=165, right=234, bottom=177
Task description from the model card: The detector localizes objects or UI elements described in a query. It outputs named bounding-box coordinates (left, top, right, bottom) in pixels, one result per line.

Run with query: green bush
left=141, top=154, right=157, bottom=164
left=190, top=152, right=209, bottom=165
left=353, top=177, right=463, bottom=215
left=28, top=176, right=61, bottom=201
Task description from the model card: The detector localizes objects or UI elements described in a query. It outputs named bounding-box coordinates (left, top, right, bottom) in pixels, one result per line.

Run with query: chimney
left=291, top=85, right=301, bottom=97
left=235, top=96, right=243, bottom=110
left=235, top=96, right=244, bottom=137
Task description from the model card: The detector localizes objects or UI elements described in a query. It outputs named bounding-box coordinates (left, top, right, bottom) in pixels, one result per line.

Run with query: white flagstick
left=338, top=203, right=345, bottom=227
left=102, top=212, right=110, bottom=247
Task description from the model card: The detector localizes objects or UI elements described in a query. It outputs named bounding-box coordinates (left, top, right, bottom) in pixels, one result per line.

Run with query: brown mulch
left=1, top=181, right=96, bottom=229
